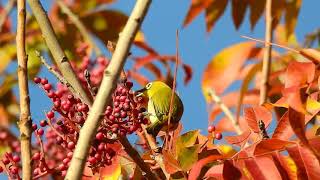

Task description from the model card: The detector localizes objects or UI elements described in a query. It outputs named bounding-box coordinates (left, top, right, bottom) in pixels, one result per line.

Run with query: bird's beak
left=135, top=87, right=147, bottom=97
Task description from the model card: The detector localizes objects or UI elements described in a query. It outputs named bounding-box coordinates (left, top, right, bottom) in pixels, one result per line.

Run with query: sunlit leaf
left=163, top=150, right=181, bottom=174
left=176, top=130, right=199, bottom=156
left=188, top=154, right=223, bottom=180
left=225, top=130, right=251, bottom=147
left=205, top=0, right=228, bottom=32
left=178, top=145, right=200, bottom=171
left=183, top=0, right=214, bottom=27
left=254, top=139, right=294, bottom=156
left=202, top=42, right=258, bottom=101
left=272, top=111, right=294, bottom=140
left=285, top=0, right=302, bottom=39
left=0, top=44, right=16, bottom=73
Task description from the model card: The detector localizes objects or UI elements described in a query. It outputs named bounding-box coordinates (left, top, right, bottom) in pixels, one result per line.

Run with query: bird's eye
left=146, top=82, right=152, bottom=89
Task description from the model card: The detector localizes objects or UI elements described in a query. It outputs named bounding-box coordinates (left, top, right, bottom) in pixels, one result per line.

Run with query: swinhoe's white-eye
left=136, top=81, right=184, bottom=137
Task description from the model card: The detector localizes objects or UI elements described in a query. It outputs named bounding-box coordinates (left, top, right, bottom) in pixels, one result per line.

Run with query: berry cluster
left=208, top=125, right=222, bottom=140
left=0, top=44, right=148, bottom=178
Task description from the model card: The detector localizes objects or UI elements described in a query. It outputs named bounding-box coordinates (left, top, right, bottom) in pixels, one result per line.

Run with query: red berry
left=208, top=125, right=215, bottom=133
left=10, top=166, right=18, bottom=174
left=120, top=111, right=127, bottom=118
left=98, top=143, right=106, bottom=151
left=40, top=120, right=47, bottom=127
left=95, top=132, right=104, bottom=140
left=54, top=100, right=61, bottom=108
left=58, top=164, right=66, bottom=171
left=67, top=142, right=75, bottom=149
left=32, top=152, right=41, bottom=160
left=46, top=111, right=54, bottom=119
left=12, top=155, right=20, bottom=162
left=43, top=83, right=52, bottom=91
left=94, top=153, right=101, bottom=160
left=0, top=132, right=8, bottom=139
left=32, top=124, right=37, bottom=131
left=47, top=91, right=55, bottom=98
left=33, top=168, right=39, bottom=176
left=215, top=133, right=222, bottom=140
left=37, top=129, right=44, bottom=136
left=63, top=158, right=70, bottom=165
left=67, top=152, right=73, bottom=158
left=40, top=78, right=48, bottom=85
left=2, top=158, right=10, bottom=165
left=33, top=77, right=41, bottom=84
left=56, top=136, right=63, bottom=145
left=126, top=81, right=133, bottom=88
left=61, top=170, right=67, bottom=177
left=88, top=157, right=96, bottom=164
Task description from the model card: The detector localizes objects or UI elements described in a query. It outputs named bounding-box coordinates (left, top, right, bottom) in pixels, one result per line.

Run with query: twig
left=118, top=136, right=158, bottom=179
left=16, top=0, right=32, bottom=179
left=27, top=0, right=93, bottom=106
left=56, top=0, right=102, bottom=56
left=208, top=89, right=242, bottom=135
left=84, top=69, right=96, bottom=97
left=65, top=0, right=154, bottom=179
left=0, top=0, right=16, bottom=32
left=258, top=120, right=269, bottom=139
left=35, top=51, right=86, bottom=103
left=259, top=0, right=273, bottom=105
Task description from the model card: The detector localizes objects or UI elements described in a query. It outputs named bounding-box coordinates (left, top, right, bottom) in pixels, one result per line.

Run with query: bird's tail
left=146, top=121, right=163, bottom=137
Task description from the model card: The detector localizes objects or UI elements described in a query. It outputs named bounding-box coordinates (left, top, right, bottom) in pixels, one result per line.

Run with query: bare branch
left=259, top=0, right=273, bottom=105
left=26, top=0, right=92, bottom=106
left=16, top=0, right=32, bottom=179
left=66, top=0, right=155, bottom=179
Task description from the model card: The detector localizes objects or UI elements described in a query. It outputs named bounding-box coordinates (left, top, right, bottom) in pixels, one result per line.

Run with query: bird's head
left=135, top=81, right=170, bottom=98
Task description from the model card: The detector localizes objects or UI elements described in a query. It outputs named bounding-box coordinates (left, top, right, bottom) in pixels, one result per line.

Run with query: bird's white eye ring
left=146, top=82, right=152, bottom=89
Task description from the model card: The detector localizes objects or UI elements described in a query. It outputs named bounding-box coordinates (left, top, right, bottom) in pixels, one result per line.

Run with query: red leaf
left=288, top=108, right=308, bottom=145
left=203, top=164, right=224, bottom=179
left=244, top=106, right=272, bottom=133
left=272, top=111, right=294, bottom=140
left=182, top=64, right=193, bottom=85
left=127, top=70, right=149, bottom=85
left=188, top=155, right=223, bottom=180
left=248, top=0, right=265, bottom=30
left=271, top=152, right=292, bottom=180
left=246, top=155, right=283, bottom=180
left=225, top=130, right=251, bottom=147
left=287, top=145, right=320, bottom=179
left=254, top=139, right=294, bottom=156
left=134, top=55, right=175, bottom=69
left=223, top=160, right=242, bottom=180
left=134, top=41, right=158, bottom=54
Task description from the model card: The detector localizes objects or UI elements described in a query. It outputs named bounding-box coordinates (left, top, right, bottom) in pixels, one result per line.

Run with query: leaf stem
left=16, top=0, right=32, bottom=179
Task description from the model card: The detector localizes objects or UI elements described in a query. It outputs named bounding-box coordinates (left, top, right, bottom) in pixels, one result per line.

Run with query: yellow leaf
left=100, top=163, right=121, bottom=180
left=217, top=145, right=237, bottom=157
left=0, top=44, right=16, bottom=73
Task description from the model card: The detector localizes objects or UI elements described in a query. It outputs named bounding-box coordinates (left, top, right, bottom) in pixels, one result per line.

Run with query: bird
left=136, top=81, right=184, bottom=137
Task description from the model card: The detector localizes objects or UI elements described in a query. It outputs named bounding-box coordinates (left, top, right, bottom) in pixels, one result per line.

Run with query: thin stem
left=56, top=0, right=102, bottom=56
left=16, top=0, right=32, bottom=179
left=65, top=0, right=154, bottom=179
left=208, top=89, right=242, bottom=135
left=27, top=0, right=93, bottom=106
left=259, top=0, right=273, bottom=105
left=118, top=136, right=158, bottom=179
left=0, top=0, right=16, bottom=32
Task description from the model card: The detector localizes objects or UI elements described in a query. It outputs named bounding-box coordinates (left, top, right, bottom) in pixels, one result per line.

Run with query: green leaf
left=178, top=145, right=201, bottom=171
left=176, top=130, right=199, bottom=156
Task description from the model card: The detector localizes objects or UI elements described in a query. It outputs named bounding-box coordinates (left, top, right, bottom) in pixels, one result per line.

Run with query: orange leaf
left=285, top=61, right=315, bottom=88
left=231, top=0, right=249, bottom=29
left=183, top=0, right=214, bottom=27
left=285, top=0, right=302, bottom=38
left=127, top=70, right=149, bottom=85
left=300, top=48, right=320, bottom=64
left=202, top=42, right=258, bottom=101
left=162, top=150, right=181, bottom=174
left=205, top=0, right=228, bottom=32
left=254, top=139, right=294, bottom=156
left=244, top=106, right=272, bottom=133
left=288, top=108, right=308, bottom=145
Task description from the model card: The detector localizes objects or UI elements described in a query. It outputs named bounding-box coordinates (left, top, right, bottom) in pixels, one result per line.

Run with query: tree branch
left=65, top=0, right=155, bottom=179
left=259, top=0, right=273, bottom=105
left=208, top=89, right=242, bottom=135
left=16, top=0, right=32, bottom=179
left=26, top=0, right=93, bottom=106
left=0, top=0, right=16, bottom=32
left=56, top=0, right=102, bottom=56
